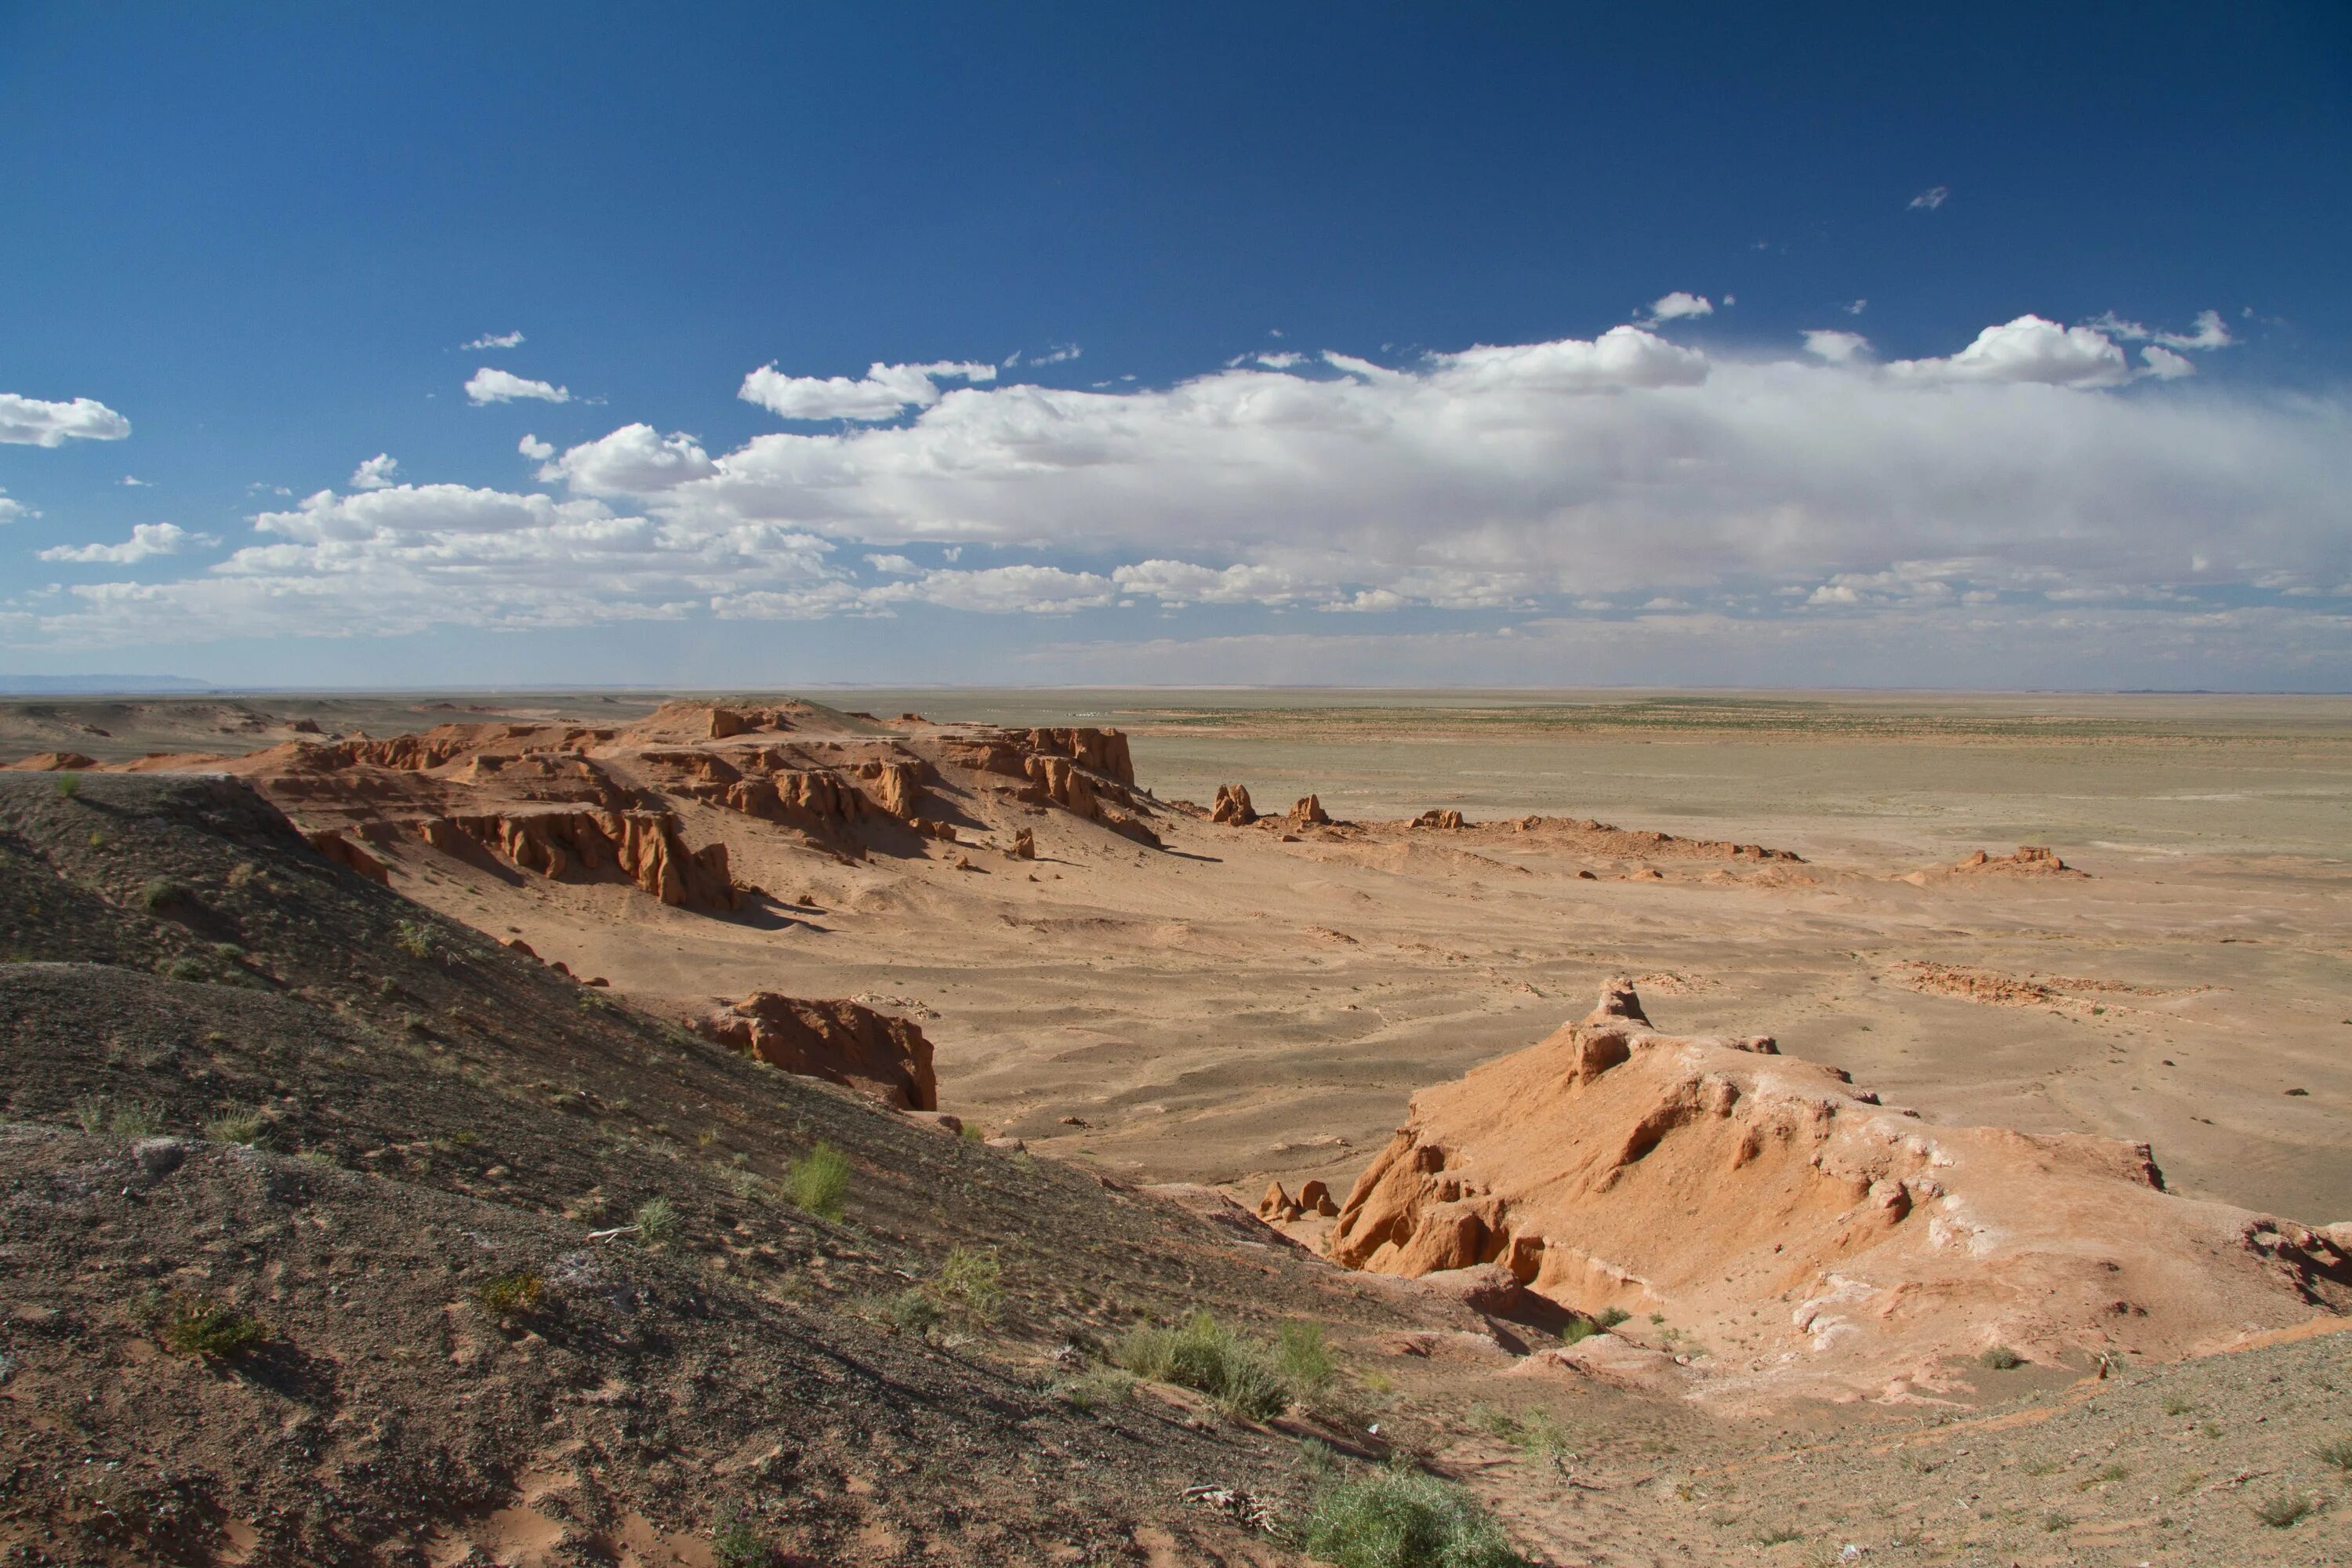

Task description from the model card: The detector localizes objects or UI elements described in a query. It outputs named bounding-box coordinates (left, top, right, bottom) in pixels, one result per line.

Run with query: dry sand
left=8, top=687, right=2347, bottom=1233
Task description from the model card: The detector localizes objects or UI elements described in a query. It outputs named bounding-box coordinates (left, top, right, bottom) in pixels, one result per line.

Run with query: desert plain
left=17, top=686, right=2341, bottom=1219
left=3, top=684, right=2349, bottom=1566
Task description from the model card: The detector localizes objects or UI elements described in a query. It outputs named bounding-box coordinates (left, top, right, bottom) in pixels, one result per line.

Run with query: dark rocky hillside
left=0, top=775, right=1442, bottom=1566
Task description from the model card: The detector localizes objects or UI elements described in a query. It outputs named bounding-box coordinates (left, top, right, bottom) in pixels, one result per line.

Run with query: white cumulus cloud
left=739, top=360, right=996, bottom=423
left=349, top=453, right=400, bottom=490
left=1645, top=291, right=1714, bottom=322
left=0, top=393, right=131, bottom=446
left=536, top=425, right=714, bottom=495
left=38, top=522, right=215, bottom=563
left=2140, top=345, right=2196, bottom=380
left=1112, top=560, right=1314, bottom=606
left=866, top=564, right=1115, bottom=614
left=1802, top=329, right=1871, bottom=364
left=463, top=330, right=525, bottom=350
left=1885, top=315, right=2129, bottom=387
left=1425, top=326, right=1708, bottom=392
left=517, top=434, right=555, bottom=461
left=12, top=315, right=2348, bottom=676
left=2087, top=309, right=2235, bottom=351
left=465, top=368, right=571, bottom=405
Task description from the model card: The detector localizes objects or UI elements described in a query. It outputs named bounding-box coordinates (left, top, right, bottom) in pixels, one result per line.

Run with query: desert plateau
left=2, top=687, right=2347, bottom=1566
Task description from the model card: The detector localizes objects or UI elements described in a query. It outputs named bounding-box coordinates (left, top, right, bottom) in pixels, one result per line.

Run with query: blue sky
left=4, top=3, right=2350, bottom=689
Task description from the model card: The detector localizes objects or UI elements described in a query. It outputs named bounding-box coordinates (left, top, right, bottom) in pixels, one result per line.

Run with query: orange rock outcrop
left=1210, top=784, right=1257, bottom=825
left=689, top=993, right=938, bottom=1110
left=1327, top=978, right=2351, bottom=1401
left=428, top=808, right=739, bottom=910
left=1907, top=844, right=2087, bottom=883
left=44, top=699, right=1171, bottom=915
left=1018, top=727, right=1136, bottom=787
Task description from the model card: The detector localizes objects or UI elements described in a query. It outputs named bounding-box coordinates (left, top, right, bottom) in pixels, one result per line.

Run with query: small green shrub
left=2251, top=1491, right=2317, bottom=1530
left=391, top=919, right=434, bottom=960
left=1304, top=1466, right=1526, bottom=1568
left=884, top=1287, right=939, bottom=1336
left=786, top=1141, right=850, bottom=1220
left=710, top=1507, right=780, bottom=1568
left=632, top=1195, right=678, bottom=1245
left=1468, top=1403, right=1572, bottom=1458
left=477, top=1270, right=544, bottom=1316
left=959, top=1120, right=985, bottom=1144
left=1981, top=1345, right=2025, bottom=1370
left=1051, top=1367, right=1136, bottom=1409
left=2040, top=1509, right=2074, bottom=1534
left=1114, top=1311, right=1290, bottom=1422
left=158, top=956, right=209, bottom=982
left=71, top=1094, right=108, bottom=1134
left=107, top=1099, right=162, bottom=1137
left=930, top=1246, right=1003, bottom=1323
left=54, top=773, right=80, bottom=799
left=159, top=1296, right=267, bottom=1359
left=2316, top=1436, right=2352, bottom=1473
left=1595, top=1306, right=1631, bottom=1329
left=1276, top=1320, right=1335, bottom=1396
left=203, top=1105, right=270, bottom=1145
left=141, top=878, right=189, bottom=912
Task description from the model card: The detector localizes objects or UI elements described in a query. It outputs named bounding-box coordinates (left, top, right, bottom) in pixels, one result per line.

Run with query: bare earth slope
left=0, top=773, right=1463, bottom=1566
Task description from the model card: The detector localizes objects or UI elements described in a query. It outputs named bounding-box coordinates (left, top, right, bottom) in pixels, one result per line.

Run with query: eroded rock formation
left=1907, top=844, right=2087, bottom=883
left=1327, top=978, right=2352, bottom=1399
left=1210, top=784, right=1257, bottom=825
left=689, top=992, right=938, bottom=1110
left=1018, top=728, right=1136, bottom=787
left=36, top=702, right=1170, bottom=916
left=428, top=809, right=739, bottom=910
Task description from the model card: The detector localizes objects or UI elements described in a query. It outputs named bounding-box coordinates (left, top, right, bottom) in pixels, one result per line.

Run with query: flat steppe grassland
left=8, top=688, right=2349, bottom=1227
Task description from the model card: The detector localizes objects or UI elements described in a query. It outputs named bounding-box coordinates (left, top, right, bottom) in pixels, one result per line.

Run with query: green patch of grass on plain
left=1112, top=1311, right=1291, bottom=1423
left=476, top=1270, right=544, bottom=1316
left=786, top=1140, right=850, bottom=1220
left=631, top=1195, right=677, bottom=1246
left=159, top=1295, right=267, bottom=1360
left=1304, top=1465, right=1526, bottom=1568
left=2250, top=1491, right=2317, bottom=1530
left=928, top=1246, right=1003, bottom=1323
left=203, top=1105, right=270, bottom=1145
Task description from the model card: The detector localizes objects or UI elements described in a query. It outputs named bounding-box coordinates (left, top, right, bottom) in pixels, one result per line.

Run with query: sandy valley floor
left=11, top=687, right=2346, bottom=1231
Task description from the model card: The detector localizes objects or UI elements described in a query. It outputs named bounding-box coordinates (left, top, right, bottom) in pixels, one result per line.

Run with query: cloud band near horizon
left=5, top=310, right=2347, bottom=686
